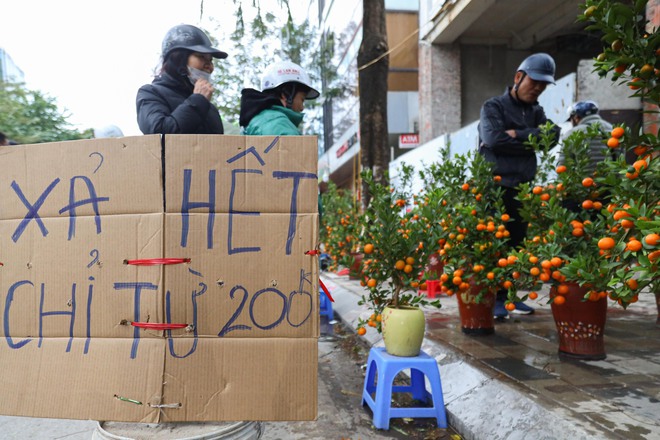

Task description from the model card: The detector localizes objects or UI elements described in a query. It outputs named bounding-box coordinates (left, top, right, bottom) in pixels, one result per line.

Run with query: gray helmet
left=517, top=53, right=556, bottom=84
left=566, top=100, right=599, bottom=121
left=162, top=24, right=227, bottom=60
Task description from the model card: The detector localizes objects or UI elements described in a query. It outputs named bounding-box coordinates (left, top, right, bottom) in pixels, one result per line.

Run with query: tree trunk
left=358, top=0, right=389, bottom=209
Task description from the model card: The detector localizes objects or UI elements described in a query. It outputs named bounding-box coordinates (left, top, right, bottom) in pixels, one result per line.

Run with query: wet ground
left=261, top=319, right=462, bottom=439
left=324, top=271, right=660, bottom=440
left=423, top=293, right=660, bottom=439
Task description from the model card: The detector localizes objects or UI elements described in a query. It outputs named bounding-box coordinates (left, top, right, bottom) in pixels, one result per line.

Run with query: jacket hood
left=239, top=88, right=282, bottom=127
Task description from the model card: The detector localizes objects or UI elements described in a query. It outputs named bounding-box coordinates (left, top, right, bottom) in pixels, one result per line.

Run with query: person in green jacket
left=239, top=61, right=319, bottom=135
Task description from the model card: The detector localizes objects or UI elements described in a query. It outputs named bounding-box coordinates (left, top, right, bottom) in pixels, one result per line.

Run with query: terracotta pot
left=381, top=306, right=426, bottom=357
left=349, top=252, right=363, bottom=280
left=550, top=283, right=607, bottom=361
left=455, top=283, right=495, bottom=336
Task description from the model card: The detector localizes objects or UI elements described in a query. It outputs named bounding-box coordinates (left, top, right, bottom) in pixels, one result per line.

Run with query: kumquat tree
left=502, top=0, right=660, bottom=309
left=592, top=131, right=660, bottom=306
left=355, top=165, right=441, bottom=334
left=421, top=147, right=516, bottom=303
left=508, top=125, right=616, bottom=306
left=578, top=0, right=660, bottom=306
left=319, top=181, right=359, bottom=272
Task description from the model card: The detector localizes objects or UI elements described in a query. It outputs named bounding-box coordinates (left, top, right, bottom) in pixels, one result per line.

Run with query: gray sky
left=1, top=0, right=303, bottom=136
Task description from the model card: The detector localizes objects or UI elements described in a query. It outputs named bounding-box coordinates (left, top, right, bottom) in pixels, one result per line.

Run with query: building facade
left=389, top=0, right=642, bottom=186
left=315, top=1, right=647, bottom=191
left=314, top=0, right=420, bottom=190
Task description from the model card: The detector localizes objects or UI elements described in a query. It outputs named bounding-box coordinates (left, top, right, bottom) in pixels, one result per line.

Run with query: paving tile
left=524, top=381, right=621, bottom=413
left=611, top=373, right=660, bottom=387
left=529, top=359, right=614, bottom=386
left=519, top=327, right=560, bottom=341
left=481, top=357, right=555, bottom=381
left=623, top=347, right=660, bottom=358
left=581, top=385, right=660, bottom=421
left=479, top=333, right=517, bottom=347
left=450, top=339, right=508, bottom=359
left=587, top=410, right=660, bottom=440
left=506, top=333, right=559, bottom=355
left=568, top=359, right=633, bottom=376
left=609, top=358, right=660, bottom=375
left=518, top=378, right=611, bottom=411
left=490, top=344, right=556, bottom=369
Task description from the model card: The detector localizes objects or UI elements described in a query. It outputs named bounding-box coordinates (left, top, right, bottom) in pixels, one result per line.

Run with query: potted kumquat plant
left=422, top=147, right=516, bottom=335
left=508, top=121, right=658, bottom=359
left=502, top=0, right=660, bottom=359
left=507, top=123, right=619, bottom=360
left=508, top=0, right=658, bottom=358
left=591, top=128, right=660, bottom=318
left=580, top=0, right=660, bottom=325
left=355, top=165, right=441, bottom=356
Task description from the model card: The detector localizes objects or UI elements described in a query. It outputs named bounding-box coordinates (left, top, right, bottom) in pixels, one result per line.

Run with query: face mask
left=188, top=66, right=211, bottom=85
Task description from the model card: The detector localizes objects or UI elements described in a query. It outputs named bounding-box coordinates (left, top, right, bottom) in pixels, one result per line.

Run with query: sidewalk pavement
left=322, top=271, right=660, bottom=440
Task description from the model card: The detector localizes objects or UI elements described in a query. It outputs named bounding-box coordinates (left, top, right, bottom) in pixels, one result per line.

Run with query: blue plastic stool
left=320, top=291, right=333, bottom=319
left=362, top=346, right=447, bottom=430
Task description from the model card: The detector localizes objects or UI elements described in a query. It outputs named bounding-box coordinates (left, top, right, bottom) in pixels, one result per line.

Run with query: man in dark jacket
left=478, top=53, right=561, bottom=319
left=136, top=24, right=227, bottom=135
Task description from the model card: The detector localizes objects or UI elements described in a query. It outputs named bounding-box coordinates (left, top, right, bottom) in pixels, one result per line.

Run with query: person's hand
left=193, top=79, right=214, bottom=101
left=505, top=129, right=516, bottom=138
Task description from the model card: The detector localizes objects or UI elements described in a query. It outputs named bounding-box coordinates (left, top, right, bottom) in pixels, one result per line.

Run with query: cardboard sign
left=0, top=135, right=319, bottom=422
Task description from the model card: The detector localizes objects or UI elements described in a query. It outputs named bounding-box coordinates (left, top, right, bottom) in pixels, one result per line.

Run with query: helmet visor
left=526, top=70, right=555, bottom=84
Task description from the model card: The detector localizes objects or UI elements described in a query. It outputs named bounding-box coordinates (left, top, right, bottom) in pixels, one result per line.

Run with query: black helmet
left=566, top=100, right=599, bottom=121
left=162, top=24, right=227, bottom=60
left=517, top=53, right=556, bottom=84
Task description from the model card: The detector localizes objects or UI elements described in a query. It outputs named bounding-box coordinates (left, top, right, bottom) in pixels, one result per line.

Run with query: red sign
left=336, top=142, right=349, bottom=158
left=399, top=134, right=419, bottom=149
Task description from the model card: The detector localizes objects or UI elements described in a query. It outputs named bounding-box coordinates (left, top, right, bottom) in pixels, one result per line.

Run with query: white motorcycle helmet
left=261, top=61, right=320, bottom=100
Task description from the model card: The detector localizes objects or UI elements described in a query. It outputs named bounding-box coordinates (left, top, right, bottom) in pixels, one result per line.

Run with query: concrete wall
left=577, top=60, right=640, bottom=111
left=418, top=42, right=461, bottom=144
left=460, top=46, right=530, bottom=124
left=421, top=43, right=586, bottom=141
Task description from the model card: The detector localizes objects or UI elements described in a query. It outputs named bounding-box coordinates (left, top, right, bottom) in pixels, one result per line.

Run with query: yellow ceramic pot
left=381, top=305, right=425, bottom=357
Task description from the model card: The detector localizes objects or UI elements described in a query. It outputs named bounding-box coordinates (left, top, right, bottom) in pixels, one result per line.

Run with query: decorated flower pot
left=550, top=283, right=607, bottom=361
left=381, top=306, right=426, bottom=357
left=426, top=253, right=444, bottom=279
left=456, top=283, right=495, bottom=336
left=349, top=252, right=364, bottom=280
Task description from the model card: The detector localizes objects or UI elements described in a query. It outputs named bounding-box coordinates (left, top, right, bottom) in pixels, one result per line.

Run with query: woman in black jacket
left=136, top=24, right=228, bottom=135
